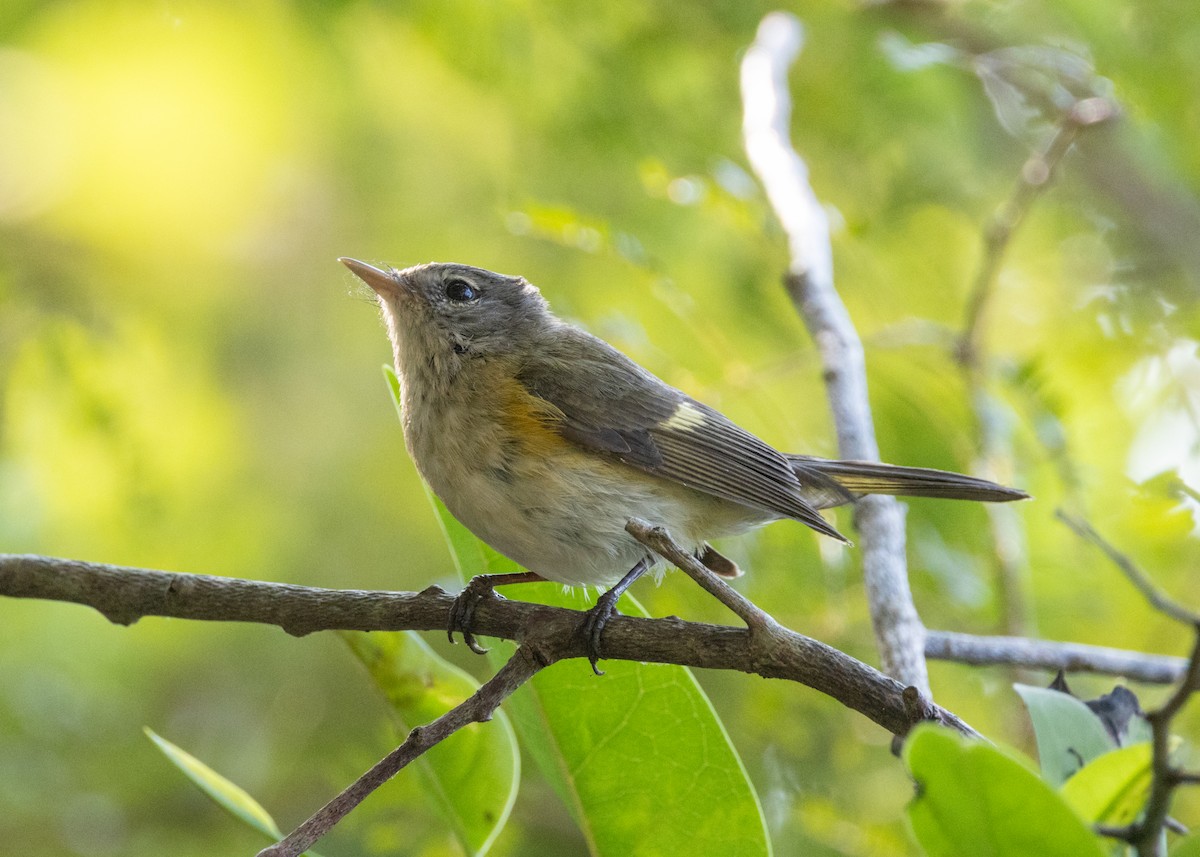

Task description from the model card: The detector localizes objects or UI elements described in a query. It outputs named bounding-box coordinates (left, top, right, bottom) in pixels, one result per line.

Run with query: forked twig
left=1056, top=511, right=1200, bottom=855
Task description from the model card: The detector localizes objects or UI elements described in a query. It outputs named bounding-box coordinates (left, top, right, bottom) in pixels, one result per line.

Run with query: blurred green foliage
left=2, top=1, right=1199, bottom=855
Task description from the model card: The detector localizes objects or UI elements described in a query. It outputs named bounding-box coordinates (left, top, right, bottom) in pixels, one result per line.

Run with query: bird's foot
left=580, top=588, right=625, bottom=676
left=579, top=558, right=652, bottom=676
left=448, top=571, right=545, bottom=654
left=448, top=576, right=502, bottom=654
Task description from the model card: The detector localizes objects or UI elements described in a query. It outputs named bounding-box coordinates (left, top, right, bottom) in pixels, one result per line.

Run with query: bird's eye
left=444, top=278, right=478, bottom=302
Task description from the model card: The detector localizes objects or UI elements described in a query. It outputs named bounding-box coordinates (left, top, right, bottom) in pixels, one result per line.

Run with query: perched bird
left=342, top=258, right=1026, bottom=668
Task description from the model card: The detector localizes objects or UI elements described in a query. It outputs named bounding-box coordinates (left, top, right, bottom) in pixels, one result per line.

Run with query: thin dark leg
left=449, top=571, right=546, bottom=654
left=581, top=557, right=653, bottom=675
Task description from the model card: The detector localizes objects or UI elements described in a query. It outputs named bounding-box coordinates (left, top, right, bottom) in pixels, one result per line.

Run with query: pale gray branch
left=925, top=630, right=1186, bottom=684
left=741, top=11, right=926, bottom=693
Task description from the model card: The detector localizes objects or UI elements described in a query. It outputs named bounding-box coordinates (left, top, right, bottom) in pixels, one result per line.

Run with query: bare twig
left=925, top=630, right=1186, bottom=684
left=958, top=99, right=1115, bottom=364
left=1054, top=514, right=1200, bottom=855
left=1055, top=511, right=1200, bottom=626
left=872, top=2, right=1200, bottom=299
left=259, top=645, right=552, bottom=857
left=741, top=10, right=928, bottom=694
left=1177, top=481, right=1200, bottom=506
left=956, top=98, right=1116, bottom=654
left=626, top=518, right=781, bottom=633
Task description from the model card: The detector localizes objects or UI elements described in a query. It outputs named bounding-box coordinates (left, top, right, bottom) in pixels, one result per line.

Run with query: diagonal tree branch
left=258, top=644, right=552, bottom=857
left=6, top=533, right=1192, bottom=853
left=741, top=11, right=927, bottom=693
left=1057, top=511, right=1200, bottom=627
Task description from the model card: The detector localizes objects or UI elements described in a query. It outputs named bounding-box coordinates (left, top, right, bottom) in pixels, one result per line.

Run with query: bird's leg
left=581, top=557, right=652, bottom=675
left=448, top=571, right=546, bottom=654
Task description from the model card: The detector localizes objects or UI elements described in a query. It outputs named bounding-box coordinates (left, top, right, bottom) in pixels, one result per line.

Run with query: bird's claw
left=448, top=576, right=506, bottom=655
left=580, top=593, right=622, bottom=676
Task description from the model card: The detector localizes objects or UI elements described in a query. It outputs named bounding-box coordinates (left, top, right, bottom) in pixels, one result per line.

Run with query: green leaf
left=1060, top=742, right=1153, bottom=827
left=904, top=725, right=1107, bottom=857
left=1123, top=713, right=1153, bottom=747
left=382, top=362, right=405, bottom=422
left=144, top=728, right=323, bottom=857
left=341, top=630, right=519, bottom=856
left=383, top=366, right=773, bottom=856
left=1014, top=683, right=1116, bottom=786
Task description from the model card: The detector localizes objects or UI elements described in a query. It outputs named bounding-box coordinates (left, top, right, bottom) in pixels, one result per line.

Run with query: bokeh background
left=2, top=1, right=1199, bottom=855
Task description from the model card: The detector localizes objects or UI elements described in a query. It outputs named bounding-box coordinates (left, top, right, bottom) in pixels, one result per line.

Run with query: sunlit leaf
left=1015, top=683, right=1116, bottom=786
left=904, top=725, right=1107, bottom=857
left=1060, top=742, right=1152, bottom=826
left=144, top=728, right=323, bottom=857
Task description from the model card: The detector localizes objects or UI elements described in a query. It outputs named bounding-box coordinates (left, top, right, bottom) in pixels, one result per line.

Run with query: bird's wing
left=516, top=327, right=850, bottom=542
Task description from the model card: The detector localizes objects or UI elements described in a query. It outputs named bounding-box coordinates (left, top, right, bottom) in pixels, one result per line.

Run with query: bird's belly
left=423, top=442, right=765, bottom=587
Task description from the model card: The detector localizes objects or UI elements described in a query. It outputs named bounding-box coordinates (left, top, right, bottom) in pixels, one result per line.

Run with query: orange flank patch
left=494, top=376, right=572, bottom=456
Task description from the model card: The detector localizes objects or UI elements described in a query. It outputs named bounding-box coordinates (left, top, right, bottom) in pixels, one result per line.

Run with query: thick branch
left=741, top=11, right=926, bottom=693
left=4, top=551, right=960, bottom=737
left=0, top=553, right=442, bottom=635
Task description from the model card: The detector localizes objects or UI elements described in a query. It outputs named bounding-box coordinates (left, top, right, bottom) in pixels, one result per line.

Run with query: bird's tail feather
left=788, top=455, right=1029, bottom=509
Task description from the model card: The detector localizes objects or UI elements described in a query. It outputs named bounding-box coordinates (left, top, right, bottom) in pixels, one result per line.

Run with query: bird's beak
left=339, top=257, right=405, bottom=300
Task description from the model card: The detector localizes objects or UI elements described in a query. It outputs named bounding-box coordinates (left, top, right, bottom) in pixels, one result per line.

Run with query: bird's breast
left=396, top=363, right=769, bottom=585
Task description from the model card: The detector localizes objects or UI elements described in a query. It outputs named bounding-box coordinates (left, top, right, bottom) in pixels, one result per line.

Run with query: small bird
left=342, top=258, right=1026, bottom=668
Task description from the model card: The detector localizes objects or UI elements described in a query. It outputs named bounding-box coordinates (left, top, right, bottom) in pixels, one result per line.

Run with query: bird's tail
left=788, top=455, right=1029, bottom=510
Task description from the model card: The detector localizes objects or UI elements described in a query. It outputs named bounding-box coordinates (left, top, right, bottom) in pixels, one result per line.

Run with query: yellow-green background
left=2, top=1, right=1198, bottom=855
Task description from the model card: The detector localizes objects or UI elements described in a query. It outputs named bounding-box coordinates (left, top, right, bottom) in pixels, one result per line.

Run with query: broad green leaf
left=384, top=366, right=772, bottom=857
left=1171, top=834, right=1200, bottom=856
left=1061, top=742, right=1152, bottom=826
left=144, top=728, right=323, bottom=857
left=1015, top=683, right=1116, bottom=786
left=440, top=507, right=772, bottom=857
left=904, top=725, right=1107, bottom=857
left=341, top=630, right=519, bottom=857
